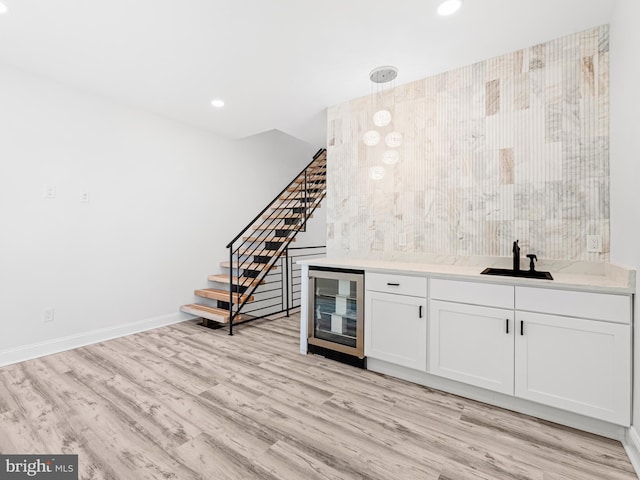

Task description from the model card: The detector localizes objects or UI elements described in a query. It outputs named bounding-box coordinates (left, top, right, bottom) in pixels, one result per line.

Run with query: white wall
left=0, top=64, right=321, bottom=363
left=610, top=0, right=640, bottom=454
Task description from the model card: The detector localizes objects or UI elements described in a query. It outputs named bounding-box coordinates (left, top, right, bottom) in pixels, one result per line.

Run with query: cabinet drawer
left=365, top=272, right=427, bottom=297
left=516, top=287, right=631, bottom=324
left=430, top=279, right=514, bottom=309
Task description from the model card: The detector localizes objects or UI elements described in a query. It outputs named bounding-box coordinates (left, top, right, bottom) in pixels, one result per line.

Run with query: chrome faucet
left=512, top=240, right=520, bottom=271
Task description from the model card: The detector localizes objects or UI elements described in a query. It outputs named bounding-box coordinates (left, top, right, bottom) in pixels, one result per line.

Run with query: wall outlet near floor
left=586, top=235, right=602, bottom=253
left=43, top=307, right=55, bottom=323
left=398, top=232, right=407, bottom=247
left=80, top=191, right=90, bottom=203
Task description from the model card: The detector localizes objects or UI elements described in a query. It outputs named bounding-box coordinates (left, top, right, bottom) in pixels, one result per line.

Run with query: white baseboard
left=0, top=312, right=188, bottom=367
left=624, top=427, right=640, bottom=479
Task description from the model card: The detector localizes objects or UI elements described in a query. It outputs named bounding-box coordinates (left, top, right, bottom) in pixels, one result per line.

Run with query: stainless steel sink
left=481, top=267, right=553, bottom=280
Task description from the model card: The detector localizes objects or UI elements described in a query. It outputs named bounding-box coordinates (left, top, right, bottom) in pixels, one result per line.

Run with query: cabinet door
left=429, top=300, right=514, bottom=395
left=365, top=291, right=427, bottom=371
left=515, top=312, right=631, bottom=426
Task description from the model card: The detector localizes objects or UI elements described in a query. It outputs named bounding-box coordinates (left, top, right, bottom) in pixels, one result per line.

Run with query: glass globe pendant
left=385, top=132, right=403, bottom=148
left=382, top=150, right=400, bottom=165
left=369, top=166, right=386, bottom=180
left=373, top=109, right=392, bottom=127
left=363, top=130, right=381, bottom=146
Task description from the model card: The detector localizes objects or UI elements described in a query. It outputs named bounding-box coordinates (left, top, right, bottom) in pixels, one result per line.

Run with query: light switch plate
left=587, top=235, right=602, bottom=253
left=43, top=307, right=54, bottom=323
left=44, top=185, right=56, bottom=199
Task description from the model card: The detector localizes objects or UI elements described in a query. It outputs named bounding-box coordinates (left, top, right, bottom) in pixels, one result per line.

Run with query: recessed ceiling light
left=437, top=0, right=463, bottom=16
left=211, top=99, right=225, bottom=108
left=0, top=2, right=8, bottom=14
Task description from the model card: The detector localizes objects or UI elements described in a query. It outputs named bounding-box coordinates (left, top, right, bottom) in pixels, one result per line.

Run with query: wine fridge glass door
left=308, top=269, right=364, bottom=358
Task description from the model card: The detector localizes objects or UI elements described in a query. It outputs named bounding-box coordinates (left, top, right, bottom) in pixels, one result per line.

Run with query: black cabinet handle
left=520, top=320, right=524, bottom=336
left=387, top=282, right=400, bottom=286
left=419, top=305, right=423, bottom=318
left=506, top=319, right=509, bottom=334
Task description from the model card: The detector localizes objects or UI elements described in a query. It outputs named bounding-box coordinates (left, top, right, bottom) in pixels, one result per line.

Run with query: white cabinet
left=429, top=300, right=514, bottom=395
left=429, top=279, right=515, bottom=395
left=515, top=311, right=631, bottom=425
left=365, top=273, right=427, bottom=371
left=429, top=281, right=632, bottom=425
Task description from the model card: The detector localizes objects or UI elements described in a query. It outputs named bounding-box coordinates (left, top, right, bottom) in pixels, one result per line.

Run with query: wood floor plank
left=199, top=381, right=437, bottom=480
left=0, top=312, right=636, bottom=480
left=107, top=337, right=217, bottom=396
left=256, top=439, right=352, bottom=480
left=319, top=394, right=543, bottom=480
left=174, top=431, right=280, bottom=480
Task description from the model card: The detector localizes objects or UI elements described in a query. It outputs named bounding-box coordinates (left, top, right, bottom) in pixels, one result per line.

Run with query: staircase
left=180, top=148, right=327, bottom=334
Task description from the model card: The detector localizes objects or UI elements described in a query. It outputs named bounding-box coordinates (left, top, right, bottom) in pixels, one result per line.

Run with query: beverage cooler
left=307, top=267, right=365, bottom=367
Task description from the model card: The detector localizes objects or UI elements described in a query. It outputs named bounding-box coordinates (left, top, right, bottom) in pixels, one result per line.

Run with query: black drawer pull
left=387, top=282, right=400, bottom=286
left=520, top=320, right=524, bottom=336
left=506, top=319, right=509, bottom=334
left=419, top=305, right=423, bottom=318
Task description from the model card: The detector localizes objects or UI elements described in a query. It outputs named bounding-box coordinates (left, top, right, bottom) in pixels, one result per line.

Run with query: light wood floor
left=0, top=314, right=636, bottom=480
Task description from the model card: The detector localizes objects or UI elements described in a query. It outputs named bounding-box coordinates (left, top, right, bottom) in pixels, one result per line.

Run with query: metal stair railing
left=225, top=148, right=327, bottom=335
left=228, top=245, right=327, bottom=322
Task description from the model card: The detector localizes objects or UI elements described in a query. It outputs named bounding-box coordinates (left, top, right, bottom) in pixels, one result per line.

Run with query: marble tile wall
left=326, top=26, right=610, bottom=262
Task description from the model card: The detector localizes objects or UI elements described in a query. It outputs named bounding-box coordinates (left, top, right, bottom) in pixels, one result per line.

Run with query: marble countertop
left=297, top=256, right=636, bottom=294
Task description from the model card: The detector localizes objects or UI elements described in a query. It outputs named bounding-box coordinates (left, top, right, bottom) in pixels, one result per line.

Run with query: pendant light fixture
left=369, top=66, right=398, bottom=130
left=365, top=66, right=401, bottom=180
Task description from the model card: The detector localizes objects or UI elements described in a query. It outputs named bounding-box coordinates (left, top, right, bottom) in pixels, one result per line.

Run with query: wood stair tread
left=270, top=201, right=323, bottom=210
left=275, top=195, right=324, bottom=204
left=208, top=274, right=265, bottom=286
left=220, top=261, right=278, bottom=271
left=292, top=176, right=326, bottom=183
left=278, top=192, right=324, bottom=201
left=252, top=224, right=302, bottom=231
left=286, top=185, right=325, bottom=193
left=262, top=213, right=313, bottom=220
left=236, top=248, right=285, bottom=257
left=180, top=304, right=236, bottom=323
left=242, top=236, right=296, bottom=242
left=293, top=173, right=325, bottom=179
left=195, top=288, right=254, bottom=303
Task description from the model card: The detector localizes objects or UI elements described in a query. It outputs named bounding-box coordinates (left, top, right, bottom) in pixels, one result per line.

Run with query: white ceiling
left=0, top=0, right=616, bottom=147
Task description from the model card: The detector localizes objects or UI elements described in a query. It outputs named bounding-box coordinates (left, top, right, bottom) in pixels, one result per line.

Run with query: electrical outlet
left=44, top=185, right=56, bottom=199
left=587, top=235, right=602, bottom=253
left=43, top=307, right=54, bottom=323
left=81, top=191, right=90, bottom=203
left=398, top=232, right=407, bottom=246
